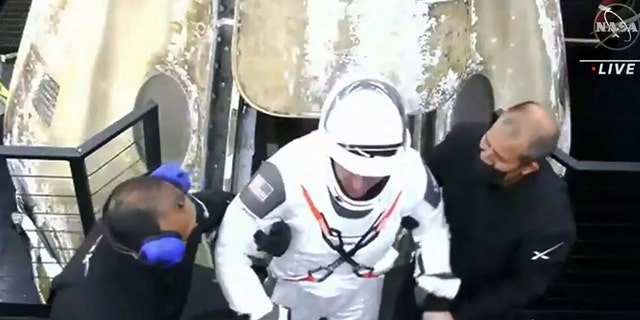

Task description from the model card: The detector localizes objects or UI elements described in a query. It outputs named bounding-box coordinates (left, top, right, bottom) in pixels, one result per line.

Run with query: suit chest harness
left=281, top=186, right=402, bottom=283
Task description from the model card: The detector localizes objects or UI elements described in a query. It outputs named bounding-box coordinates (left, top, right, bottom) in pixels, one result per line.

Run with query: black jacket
left=48, top=190, right=237, bottom=320
left=428, top=123, right=576, bottom=320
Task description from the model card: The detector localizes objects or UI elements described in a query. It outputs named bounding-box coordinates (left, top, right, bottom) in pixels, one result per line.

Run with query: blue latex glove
left=150, top=163, right=191, bottom=193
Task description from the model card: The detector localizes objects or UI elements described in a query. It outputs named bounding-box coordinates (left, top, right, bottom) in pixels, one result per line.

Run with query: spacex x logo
left=531, top=242, right=564, bottom=261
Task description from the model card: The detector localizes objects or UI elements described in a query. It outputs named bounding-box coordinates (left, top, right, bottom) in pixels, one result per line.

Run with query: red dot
left=591, top=66, right=596, bottom=71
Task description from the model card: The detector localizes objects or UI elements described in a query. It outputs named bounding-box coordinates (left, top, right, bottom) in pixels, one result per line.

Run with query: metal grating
left=0, top=0, right=32, bottom=54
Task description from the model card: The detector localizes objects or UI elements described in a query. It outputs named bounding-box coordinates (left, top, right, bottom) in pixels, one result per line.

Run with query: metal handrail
left=551, top=149, right=640, bottom=172
left=0, top=102, right=162, bottom=234
left=565, top=37, right=601, bottom=45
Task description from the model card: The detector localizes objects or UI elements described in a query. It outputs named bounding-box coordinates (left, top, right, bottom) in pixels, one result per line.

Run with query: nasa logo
left=593, top=3, right=640, bottom=51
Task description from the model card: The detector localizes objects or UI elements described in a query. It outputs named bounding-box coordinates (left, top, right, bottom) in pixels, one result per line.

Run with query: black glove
left=253, top=220, right=292, bottom=257
left=401, top=216, right=419, bottom=230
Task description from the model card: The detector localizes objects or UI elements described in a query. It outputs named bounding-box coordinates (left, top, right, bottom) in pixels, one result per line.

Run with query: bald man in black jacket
left=416, top=102, right=575, bottom=320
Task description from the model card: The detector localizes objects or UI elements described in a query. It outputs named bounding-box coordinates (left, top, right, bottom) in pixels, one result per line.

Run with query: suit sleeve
left=214, top=161, right=288, bottom=319
left=452, top=231, right=575, bottom=320
left=426, top=124, right=463, bottom=185
left=410, top=166, right=460, bottom=311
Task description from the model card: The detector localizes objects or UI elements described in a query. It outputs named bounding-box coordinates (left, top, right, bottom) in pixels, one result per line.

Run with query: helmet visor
left=327, top=141, right=403, bottom=177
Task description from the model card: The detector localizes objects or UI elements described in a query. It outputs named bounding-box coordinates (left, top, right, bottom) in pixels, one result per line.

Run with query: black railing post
left=68, top=158, right=95, bottom=235
left=142, top=104, right=162, bottom=171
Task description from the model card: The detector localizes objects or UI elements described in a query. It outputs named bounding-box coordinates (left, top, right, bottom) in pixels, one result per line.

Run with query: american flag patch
left=247, top=174, right=274, bottom=202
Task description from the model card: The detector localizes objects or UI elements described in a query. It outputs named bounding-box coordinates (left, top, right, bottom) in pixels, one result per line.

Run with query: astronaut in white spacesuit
left=214, top=77, right=460, bottom=320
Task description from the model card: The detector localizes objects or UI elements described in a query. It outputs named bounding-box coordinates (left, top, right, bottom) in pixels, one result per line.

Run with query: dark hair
left=504, top=100, right=560, bottom=162
left=102, top=176, right=169, bottom=251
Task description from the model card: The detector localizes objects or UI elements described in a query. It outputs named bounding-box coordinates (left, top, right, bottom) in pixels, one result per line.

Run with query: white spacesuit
left=215, top=78, right=460, bottom=320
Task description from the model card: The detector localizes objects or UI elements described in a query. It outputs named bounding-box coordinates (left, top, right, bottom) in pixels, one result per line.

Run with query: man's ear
left=174, top=192, right=186, bottom=209
left=520, top=161, right=539, bottom=175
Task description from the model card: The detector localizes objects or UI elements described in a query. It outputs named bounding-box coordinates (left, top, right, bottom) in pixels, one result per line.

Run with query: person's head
left=101, top=176, right=197, bottom=258
left=478, top=101, right=560, bottom=185
left=319, top=77, right=409, bottom=199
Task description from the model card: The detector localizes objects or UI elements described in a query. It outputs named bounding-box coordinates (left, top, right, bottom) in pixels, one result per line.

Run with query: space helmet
left=318, top=77, right=411, bottom=178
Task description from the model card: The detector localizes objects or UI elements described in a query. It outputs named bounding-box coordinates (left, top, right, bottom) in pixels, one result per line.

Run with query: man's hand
left=151, top=163, right=191, bottom=192
left=423, top=311, right=455, bottom=320
left=253, top=221, right=292, bottom=257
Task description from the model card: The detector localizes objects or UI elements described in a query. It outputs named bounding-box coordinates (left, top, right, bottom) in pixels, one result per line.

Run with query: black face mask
left=474, top=156, right=508, bottom=186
